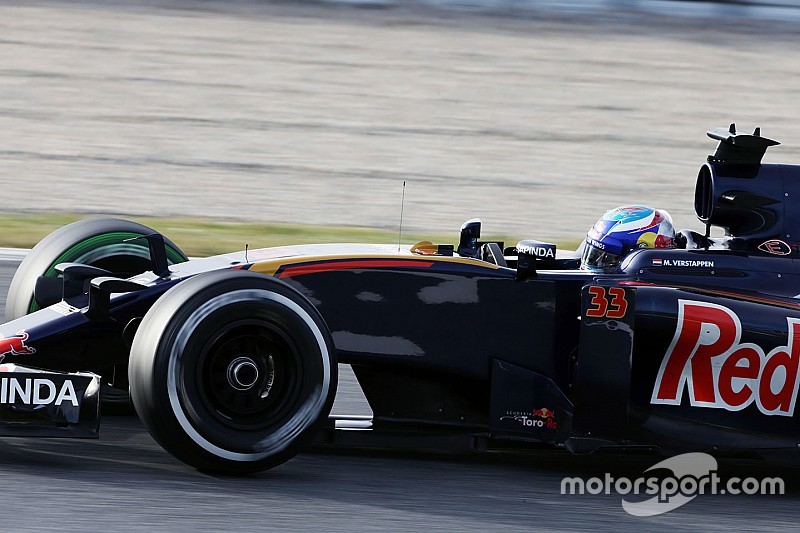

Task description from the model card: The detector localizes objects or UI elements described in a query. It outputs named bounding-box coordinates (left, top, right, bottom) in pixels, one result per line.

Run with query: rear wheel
left=129, top=270, right=337, bottom=474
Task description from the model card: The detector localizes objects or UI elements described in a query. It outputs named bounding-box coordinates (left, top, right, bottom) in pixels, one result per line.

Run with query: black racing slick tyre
left=6, top=217, right=188, bottom=321
left=128, top=270, right=337, bottom=474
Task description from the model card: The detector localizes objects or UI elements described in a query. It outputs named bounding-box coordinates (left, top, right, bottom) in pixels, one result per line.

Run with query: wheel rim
left=197, top=321, right=303, bottom=431
left=154, top=287, right=332, bottom=464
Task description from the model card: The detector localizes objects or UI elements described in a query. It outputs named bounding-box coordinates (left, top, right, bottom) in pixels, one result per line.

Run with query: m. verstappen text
left=651, top=300, right=800, bottom=416
left=0, top=378, right=78, bottom=406
left=653, top=259, right=714, bottom=268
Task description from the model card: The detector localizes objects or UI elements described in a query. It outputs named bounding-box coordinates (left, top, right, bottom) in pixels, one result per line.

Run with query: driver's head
left=581, top=205, right=677, bottom=272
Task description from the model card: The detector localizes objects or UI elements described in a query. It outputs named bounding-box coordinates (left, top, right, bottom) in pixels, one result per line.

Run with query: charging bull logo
left=532, top=407, right=558, bottom=429
left=651, top=300, right=800, bottom=416
left=0, top=331, right=36, bottom=362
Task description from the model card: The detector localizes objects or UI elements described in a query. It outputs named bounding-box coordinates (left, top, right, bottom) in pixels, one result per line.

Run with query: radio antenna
left=398, top=181, right=406, bottom=253
left=245, top=243, right=249, bottom=263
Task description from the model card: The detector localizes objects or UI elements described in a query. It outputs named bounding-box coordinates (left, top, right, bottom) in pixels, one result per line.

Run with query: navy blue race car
left=0, top=124, right=797, bottom=473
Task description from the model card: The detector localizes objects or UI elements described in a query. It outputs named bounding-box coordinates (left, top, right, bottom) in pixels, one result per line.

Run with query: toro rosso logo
left=651, top=300, right=800, bottom=416
left=0, top=331, right=35, bottom=362
left=500, top=407, right=558, bottom=429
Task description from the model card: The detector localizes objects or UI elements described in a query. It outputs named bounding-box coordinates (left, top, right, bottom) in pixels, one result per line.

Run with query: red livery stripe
left=277, top=259, right=435, bottom=279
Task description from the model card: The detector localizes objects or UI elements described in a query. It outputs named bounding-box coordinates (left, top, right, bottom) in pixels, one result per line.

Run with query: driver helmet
left=581, top=205, right=677, bottom=272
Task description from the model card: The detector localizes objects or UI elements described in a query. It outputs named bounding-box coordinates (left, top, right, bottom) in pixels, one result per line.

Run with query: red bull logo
left=0, top=331, right=36, bottom=362
left=533, top=407, right=557, bottom=429
left=652, top=300, right=800, bottom=416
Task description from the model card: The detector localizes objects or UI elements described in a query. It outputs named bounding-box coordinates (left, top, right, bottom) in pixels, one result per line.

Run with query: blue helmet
left=581, top=205, right=677, bottom=272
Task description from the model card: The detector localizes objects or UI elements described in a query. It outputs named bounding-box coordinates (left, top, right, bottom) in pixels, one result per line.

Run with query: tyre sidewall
left=130, top=270, right=336, bottom=473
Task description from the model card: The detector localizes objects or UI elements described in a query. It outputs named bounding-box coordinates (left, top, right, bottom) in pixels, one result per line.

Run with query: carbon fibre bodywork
left=1, top=124, right=800, bottom=462
left=1, top=239, right=798, bottom=459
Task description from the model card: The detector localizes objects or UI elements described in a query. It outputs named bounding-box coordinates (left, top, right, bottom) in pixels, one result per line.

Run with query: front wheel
left=6, top=217, right=187, bottom=321
left=4, top=217, right=188, bottom=412
left=129, top=270, right=337, bottom=474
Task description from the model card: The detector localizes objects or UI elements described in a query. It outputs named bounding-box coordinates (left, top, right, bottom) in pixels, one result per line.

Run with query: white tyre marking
left=166, top=289, right=331, bottom=461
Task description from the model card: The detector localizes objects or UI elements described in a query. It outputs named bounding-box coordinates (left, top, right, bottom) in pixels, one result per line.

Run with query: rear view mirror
left=458, top=219, right=481, bottom=258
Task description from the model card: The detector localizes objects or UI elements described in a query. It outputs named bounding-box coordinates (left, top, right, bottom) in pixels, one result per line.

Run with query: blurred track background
left=4, top=0, right=800, bottom=529
left=4, top=0, right=800, bottom=244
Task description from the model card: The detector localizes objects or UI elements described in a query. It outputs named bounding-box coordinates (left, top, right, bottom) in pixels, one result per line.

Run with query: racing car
left=0, top=124, right=797, bottom=474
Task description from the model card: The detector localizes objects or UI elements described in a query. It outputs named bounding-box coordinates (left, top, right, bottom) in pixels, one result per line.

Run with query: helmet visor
left=581, top=244, right=622, bottom=271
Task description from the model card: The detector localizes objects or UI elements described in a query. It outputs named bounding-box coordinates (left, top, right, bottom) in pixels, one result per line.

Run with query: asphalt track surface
left=0, top=254, right=797, bottom=530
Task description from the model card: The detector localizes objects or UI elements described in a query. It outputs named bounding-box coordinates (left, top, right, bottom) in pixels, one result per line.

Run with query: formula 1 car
left=0, top=124, right=798, bottom=473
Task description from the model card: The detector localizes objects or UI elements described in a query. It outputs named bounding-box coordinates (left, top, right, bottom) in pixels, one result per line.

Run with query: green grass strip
left=0, top=213, right=566, bottom=257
